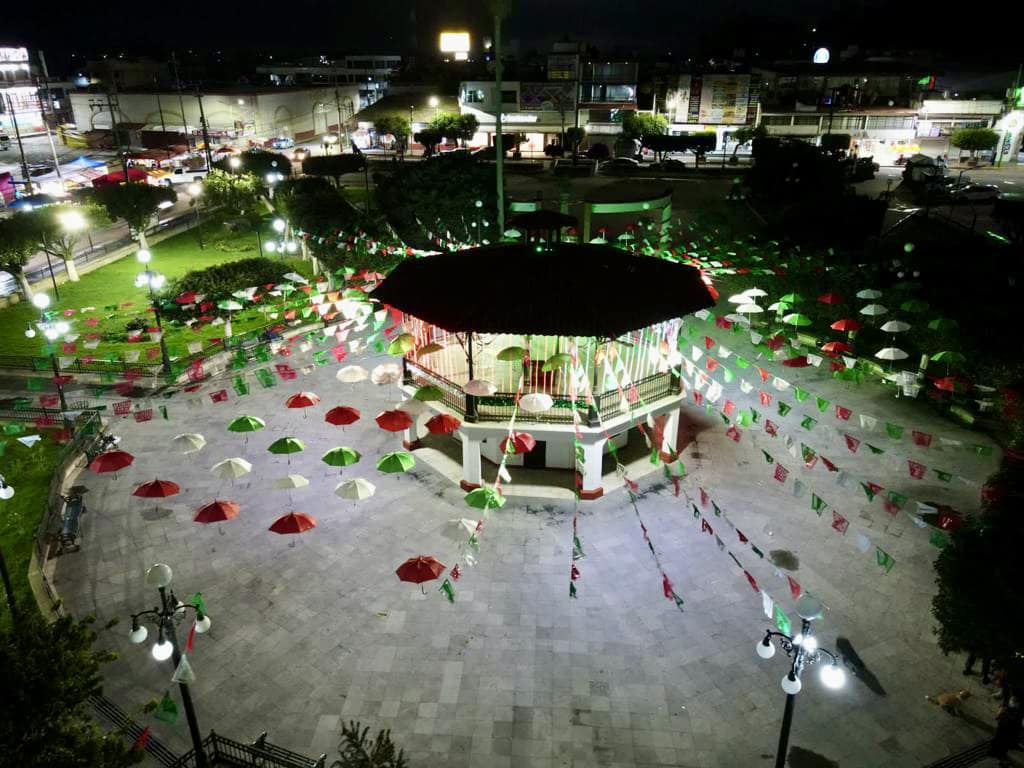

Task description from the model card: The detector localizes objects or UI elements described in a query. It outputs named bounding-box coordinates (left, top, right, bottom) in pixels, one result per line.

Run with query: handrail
left=89, top=694, right=180, bottom=767
left=921, top=740, right=994, bottom=768
left=170, top=731, right=325, bottom=768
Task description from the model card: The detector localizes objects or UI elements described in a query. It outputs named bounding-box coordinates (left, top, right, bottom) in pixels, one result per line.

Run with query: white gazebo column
left=579, top=437, right=607, bottom=500
left=460, top=435, right=483, bottom=491
left=659, top=407, right=680, bottom=462
left=402, top=414, right=422, bottom=451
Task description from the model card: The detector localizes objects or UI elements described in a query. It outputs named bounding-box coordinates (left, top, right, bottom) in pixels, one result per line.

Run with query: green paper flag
left=934, top=469, right=953, bottom=483
left=232, top=376, right=249, bottom=396
left=774, top=606, right=791, bottom=636
left=573, top=535, right=585, bottom=560
left=231, top=350, right=248, bottom=370
left=159, top=405, right=168, bottom=420
left=711, top=502, right=722, bottom=517
left=736, top=411, right=752, bottom=428
left=762, top=450, right=775, bottom=464
left=876, top=547, right=896, bottom=573
left=778, top=402, right=792, bottom=417
left=929, top=529, right=949, bottom=549
left=888, top=491, right=908, bottom=509
left=860, top=483, right=877, bottom=502
left=885, top=423, right=904, bottom=440
left=253, top=346, right=270, bottom=363
left=749, top=407, right=761, bottom=423
left=801, top=443, right=816, bottom=464
left=735, top=356, right=750, bottom=369
left=189, top=592, right=207, bottom=616
left=254, top=368, right=276, bottom=388
left=793, top=387, right=809, bottom=402
left=866, top=444, right=885, bottom=455
left=313, top=350, right=328, bottom=366
left=27, top=377, right=46, bottom=392
left=692, top=504, right=700, bottom=519
left=569, top=581, right=577, bottom=598
left=815, top=397, right=830, bottom=413
left=439, top=578, right=455, bottom=603
left=800, top=415, right=817, bottom=431
left=154, top=691, right=179, bottom=724
left=811, top=494, right=827, bottom=514
left=3, top=423, right=25, bottom=436
left=467, top=534, right=480, bottom=552
left=650, top=446, right=659, bottom=465
left=751, top=544, right=764, bottom=558
left=972, top=444, right=994, bottom=457
left=722, top=368, right=735, bottom=383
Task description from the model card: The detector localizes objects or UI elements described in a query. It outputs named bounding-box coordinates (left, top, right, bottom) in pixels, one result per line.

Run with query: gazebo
left=508, top=209, right=579, bottom=243
left=371, top=242, right=714, bottom=498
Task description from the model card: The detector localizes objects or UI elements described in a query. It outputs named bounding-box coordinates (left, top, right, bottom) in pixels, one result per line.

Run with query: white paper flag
left=762, top=591, right=774, bottom=619
left=855, top=533, right=872, bottom=553
left=859, top=414, right=878, bottom=431
left=739, top=380, right=754, bottom=394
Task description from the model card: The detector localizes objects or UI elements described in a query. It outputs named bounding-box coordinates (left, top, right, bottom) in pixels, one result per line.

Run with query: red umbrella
left=132, top=478, right=181, bottom=498
left=425, top=413, right=461, bottom=434
left=175, top=291, right=199, bottom=305
left=325, top=406, right=361, bottom=426
left=395, top=556, right=446, bottom=584
left=194, top=500, right=240, bottom=523
left=89, top=450, right=135, bottom=473
left=817, top=293, right=845, bottom=305
left=933, top=376, right=972, bottom=393
left=500, top=431, right=537, bottom=455
left=375, top=409, right=414, bottom=432
left=286, top=392, right=320, bottom=409
left=782, top=356, right=809, bottom=368
left=820, top=341, right=851, bottom=355
left=269, top=512, right=317, bottom=534
left=830, top=318, right=862, bottom=332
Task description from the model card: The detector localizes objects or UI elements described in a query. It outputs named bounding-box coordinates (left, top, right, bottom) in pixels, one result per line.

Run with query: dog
left=926, top=689, right=972, bottom=715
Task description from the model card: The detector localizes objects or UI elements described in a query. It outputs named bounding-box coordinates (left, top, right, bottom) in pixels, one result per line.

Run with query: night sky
left=6, top=0, right=1021, bottom=68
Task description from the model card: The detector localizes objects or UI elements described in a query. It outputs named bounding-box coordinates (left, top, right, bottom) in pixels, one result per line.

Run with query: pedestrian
left=988, top=697, right=1022, bottom=766
left=964, top=651, right=992, bottom=684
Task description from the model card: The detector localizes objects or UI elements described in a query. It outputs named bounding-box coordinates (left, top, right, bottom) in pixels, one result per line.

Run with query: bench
left=58, top=495, right=86, bottom=553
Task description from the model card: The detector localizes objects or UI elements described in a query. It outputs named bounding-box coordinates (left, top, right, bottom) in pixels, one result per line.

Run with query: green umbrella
left=781, top=313, right=813, bottom=328
left=376, top=451, right=415, bottom=474
left=268, top=437, right=305, bottom=455
left=496, top=345, right=527, bottom=362
left=900, top=299, right=929, bottom=313
left=323, top=446, right=361, bottom=469
left=413, top=384, right=444, bottom=402
left=931, top=351, right=966, bottom=364
left=387, top=333, right=416, bottom=356
left=779, top=293, right=804, bottom=304
left=217, top=299, right=244, bottom=311
left=228, top=415, right=266, bottom=433
left=541, top=352, right=572, bottom=371
left=464, top=486, right=507, bottom=510
left=928, top=318, right=959, bottom=332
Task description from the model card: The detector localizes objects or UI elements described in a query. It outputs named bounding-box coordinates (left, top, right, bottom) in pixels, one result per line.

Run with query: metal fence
left=0, top=401, right=89, bottom=422
left=921, top=740, right=995, bottom=768
left=171, top=732, right=326, bottom=768
left=593, top=372, right=677, bottom=420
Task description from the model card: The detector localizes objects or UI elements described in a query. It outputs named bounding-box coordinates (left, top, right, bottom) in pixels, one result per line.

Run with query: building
left=1, top=44, right=73, bottom=136
left=257, top=55, right=401, bottom=106
left=917, top=99, right=1007, bottom=159
left=663, top=73, right=761, bottom=149
left=67, top=84, right=362, bottom=146
left=371, top=242, right=714, bottom=498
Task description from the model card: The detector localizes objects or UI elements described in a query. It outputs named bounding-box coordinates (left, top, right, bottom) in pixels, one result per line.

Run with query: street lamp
left=429, top=95, right=440, bottom=119
left=322, top=133, right=338, bottom=155
left=228, top=156, right=241, bottom=172
left=135, top=249, right=172, bottom=374
left=27, top=292, right=68, bottom=413
left=188, top=183, right=205, bottom=250
left=128, top=563, right=210, bottom=768
left=265, top=172, right=284, bottom=200
left=756, top=595, right=846, bottom=768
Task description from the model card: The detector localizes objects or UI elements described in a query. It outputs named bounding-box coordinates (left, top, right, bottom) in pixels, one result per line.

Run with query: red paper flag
left=744, top=570, right=760, bottom=593
left=908, top=460, right=926, bottom=480
left=570, top=564, right=581, bottom=581
left=701, top=518, right=713, bottom=535
left=705, top=357, right=719, bottom=373
left=330, top=345, right=347, bottom=362
left=820, top=456, right=839, bottom=472
left=692, top=391, right=703, bottom=406
left=39, top=394, right=59, bottom=407
left=134, top=726, right=151, bottom=751
left=113, top=400, right=132, bottom=416
left=883, top=499, right=900, bottom=516
left=662, top=573, right=673, bottom=599
left=835, top=405, right=852, bottom=421
left=911, top=430, right=933, bottom=448
left=774, top=464, right=789, bottom=483
left=759, top=390, right=773, bottom=406
left=831, top=511, right=850, bottom=534
left=671, top=475, right=680, bottom=497
left=725, top=425, right=741, bottom=443
left=186, top=622, right=196, bottom=653
left=209, top=389, right=228, bottom=403
left=450, top=564, right=461, bottom=581
left=61, top=342, right=77, bottom=354
left=722, top=400, right=736, bottom=417
left=765, top=420, right=779, bottom=437
left=737, top=529, right=748, bottom=544
left=844, top=434, right=860, bottom=453
left=704, top=335, right=715, bottom=350
left=699, top=487, right=709, bottom=507
left=757, top=367, right=770, bottom=383
left=787, top=576, right=802, bottom=600
left=134, top=409, right=153, bottom=423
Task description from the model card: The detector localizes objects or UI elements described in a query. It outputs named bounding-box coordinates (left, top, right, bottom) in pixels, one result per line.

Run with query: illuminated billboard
left=439, top=32, right=471, bottom=54
left=0, top=47, right=29, bottom=63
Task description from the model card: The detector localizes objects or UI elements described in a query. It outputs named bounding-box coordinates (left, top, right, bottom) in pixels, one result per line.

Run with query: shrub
left=331, top=720, right=406, bottom=768
left=168, top=257, right=293, bottom=298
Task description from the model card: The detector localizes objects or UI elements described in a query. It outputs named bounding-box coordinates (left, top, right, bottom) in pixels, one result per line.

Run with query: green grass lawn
left=0, top=431, right=61, bottom=629
left=1, top=216, right=313, bottom=362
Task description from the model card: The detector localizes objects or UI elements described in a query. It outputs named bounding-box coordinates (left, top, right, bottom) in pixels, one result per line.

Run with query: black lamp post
left=27, top=292, right=69, bottom=412
left=756, top=595, right=846, bottom=768
left=135, top=249, right=172, bottom=374
left=128, top=563, right=210, bottom=768
left=188, top=183, right=205, bottom=250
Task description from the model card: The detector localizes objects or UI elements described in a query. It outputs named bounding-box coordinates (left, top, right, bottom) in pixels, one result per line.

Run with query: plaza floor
left=55, top=323, right=1002, bottom=768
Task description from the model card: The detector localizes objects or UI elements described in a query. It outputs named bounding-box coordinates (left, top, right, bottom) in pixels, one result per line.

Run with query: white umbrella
left=371, top=363, right=402, bottom=385
left=880, top=320, right=911, bottom=333
left=519, top=392, right=554, bottom=413
left=173, top=433, right=206, bottom=454
left=743, top=288, right=768, bottom=298
left=857, top=289, right=883, bottom=300
left=463, top=379, right=497, bottom=396
left=283, top=272, right=309, bottom=284
left=727, top=294, right=751, bottom=304
left=211, top=457, right=252, bottom=479
left=588, top=236, right=608, bottom=245
left=860, top=303, right=888, bottom=317
left=275, top=474, right=309, bottom=490
left=724, top=313, right=750, bottom=326
left=395, top=399, right=429, bottom=417
left=875, top=347, right=909, bottom=361
left=336, top=365, right=369, bottom=383
left=335, top=478, right=376, bottom=500
left=767, top=301, right=791, bottom=313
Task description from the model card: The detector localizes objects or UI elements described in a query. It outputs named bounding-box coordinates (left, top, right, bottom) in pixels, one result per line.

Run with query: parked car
left=651, top=158, right=688, bottom=172
left=602, top=157, right=641, bottom=174
left=27, top=163, right=55, bottom=178
left=270, top=137, right=295, bottom=149
left=162, top=166, right=210, bottom=186
left=0, top=134, right=10, bottom=151
left=947, top=183, right=1001, bottom=202
left=471, top=146, right=500, bottom=160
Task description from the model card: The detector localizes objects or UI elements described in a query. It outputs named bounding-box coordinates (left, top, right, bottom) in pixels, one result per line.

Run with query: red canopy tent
left=91, top=168, right=149, bottom=188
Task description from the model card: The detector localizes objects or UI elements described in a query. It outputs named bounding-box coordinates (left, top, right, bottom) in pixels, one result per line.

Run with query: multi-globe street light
left=128, top=563, right=211, bottom=768
left=756, top=594, right=846, bottom=768
left=264, top=217, right=298, bottom=261
left=25, top=292, right=69, bottom=412
left=134, top=249, right=172, bottom=373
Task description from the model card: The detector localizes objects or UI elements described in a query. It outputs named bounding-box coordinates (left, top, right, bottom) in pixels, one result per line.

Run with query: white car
left=949, top=183, right=1001, bottom=202
left=163, top=167, right=209, bottom=186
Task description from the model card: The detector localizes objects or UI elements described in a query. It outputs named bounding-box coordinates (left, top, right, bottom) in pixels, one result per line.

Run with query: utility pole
left=104, top=82, right=133, bottom=181
left=195, top=91, right=214, bottom=171
left=493, top=0, right=510, bottom=236
left=37, top=51, right=64, bottom=192
left=171, top=52, right=192, bottom=153
left=154, top=76, right=168, bottom=158
left=4, top=93, right=33, bottom=195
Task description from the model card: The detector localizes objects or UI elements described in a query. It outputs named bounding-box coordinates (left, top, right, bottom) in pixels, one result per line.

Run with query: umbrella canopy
left=395, top=556, right=446, bottom=584
left=465, top=486, right=507, bottom=510
left=173, top=433, right=206, bottom=454
left=817, top=293, right=844, bottom=305
left=500, top=431, right=537, bottom=455
left=727, top=293, right=752, bottom=304
left=175, top=291, right=199, bottom=305
left=132, top=479, right=181, bottom=498
left=496, top=346, right=527, bottom=362
left=425, top=413, right=461, bottom=434
left=395, top=399, right=429, bottom=417
left=881, top=320, right=912, bottom=333
left=335, top=478, right=376, bottom=500
left=268, top=437, right=306, bottom=455
left=742, top=288, right=768, bottom=298
left=194, top=500, right=240, bottom=523
left=520, top=393, right=554, bottom=413
left=417, top=342, right=444, bottom=358
left=830, top=318, right=862, bottom=332
left=337, top=365, right=369, bottom=383
left=413, top=385, right=444, bottom=402
left=541, top=352, right=572, bottom=371
left=269, top=512, right=317, bottom=535
left=227, top=415, right=266, bottom=433
left=283, top=272, right=308, bottom=284
left=767, top=301, right=792, bottom=313
left=900, top=299, right=930, bottom=313
left=928, top=318, right=959, bottom=332
left=325, top=406, right=361, bottom=425
left=275, top=474, right=310, bottom=489
left=859, top=304, right=888, bottom=317
left=387, top=333, right=416, bottom=356
left=820, top=341, right=851, bottom=355
left=377, top=451, right=416, bottom=473
left=781, top=313, right=812, bottom=327
left=736, top=303, right=764, bottom=314
left=856, top=289, right=883, bottom=300
left=323, top=446, right=361, bottom=467
left=932, top=350, right=966, bottom=364
left=779, top=293, right=804, bottom=304
left=89, top=450, right=135, bottom=473
left=463, top=379, right=497, bottom=396
left=371, top=363, right=402, bottom=385
left=875, top=347, right=909, bottom=361
left=376, top=409, right=415, bottom=432
left=285, top=392, right=320, bottom=409
left=211, top=457, right=252, bottom=479
left=217, top=299, right=243, bottom=311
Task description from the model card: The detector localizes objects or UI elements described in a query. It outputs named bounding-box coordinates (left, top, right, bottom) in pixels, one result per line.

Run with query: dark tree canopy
left=302, top=154, right=366, bottom=184
left=213, top=149, right=292, bottom=179
left=93, top=183, right=177, bottom=235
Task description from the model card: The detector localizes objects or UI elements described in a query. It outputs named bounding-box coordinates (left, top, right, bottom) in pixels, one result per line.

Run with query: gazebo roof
left=370, top=243, right=714, bottom=337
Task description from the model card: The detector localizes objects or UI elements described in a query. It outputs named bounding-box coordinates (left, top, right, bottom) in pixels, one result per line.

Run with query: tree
left=0, top=212, right=41, bottom=299
left=454, top=114, right=479, bottom=146
left=373, top=116, right=410, bottom=153
left=34, top=204, right=105, bottom=282
left=330, top=720, right=406, bottom=768
left=412, top=129, right=444, bottom=158
left=203, top=170, right=263, bottom=219
left=731, top=124, right=767, bottom=156
left=301, top=154, right=366, bottom=187
left=932, top=458, right=1024, bottom=701
left=950, top=128, right=999, bottom=160
left=213, top=149, right=292, bottom=180
left=820, top=133, right=852, bottom=156
left=425, top=113, right=479, bottom=147
left=565, top=127, right=586, bottom=160
left=93, top=183, right=177, bottom=249
left=0, top=613, right=144, bottom=768
left=621, top=112, right=668, bottom=141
